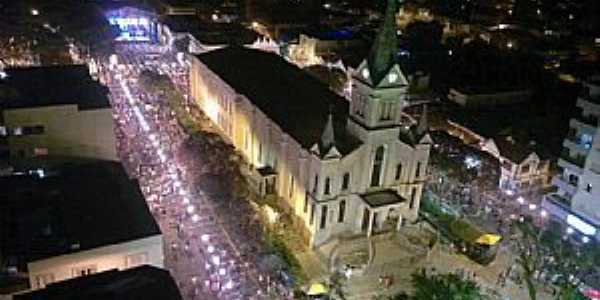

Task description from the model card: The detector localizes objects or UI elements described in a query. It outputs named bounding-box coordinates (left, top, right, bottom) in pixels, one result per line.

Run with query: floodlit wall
left=4, top=105, right=118, bottom=161
left=27, top=235, right=164, bottom=290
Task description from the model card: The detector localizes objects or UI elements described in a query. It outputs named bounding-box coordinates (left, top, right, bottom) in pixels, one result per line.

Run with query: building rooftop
left=161, top=15, right=258, bottom=45
left=14, top=265, right=182, bottom=300
left=0, top=158, right=160, bottom=266
left=196, top=46, right=362, bottom=154
left=0, top=65, right=110, bottom=110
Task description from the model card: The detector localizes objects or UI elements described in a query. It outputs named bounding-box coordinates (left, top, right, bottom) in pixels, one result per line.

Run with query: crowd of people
left=101, top=42, right=291, bottom=299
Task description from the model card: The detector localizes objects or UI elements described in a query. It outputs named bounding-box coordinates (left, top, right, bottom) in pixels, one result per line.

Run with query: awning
left=360, top=190, right=405, bottom=208
left=475, top=234, right=502, bottom=246
left=307, top=283, right=328, bottom=296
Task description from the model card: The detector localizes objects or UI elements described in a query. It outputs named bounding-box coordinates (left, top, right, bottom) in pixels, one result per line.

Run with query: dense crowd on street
left=101, top=42, right=291, bottom=300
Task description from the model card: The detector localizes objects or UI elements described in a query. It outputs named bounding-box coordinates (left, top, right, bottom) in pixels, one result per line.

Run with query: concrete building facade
left=543, top=79, right=600, bottom=241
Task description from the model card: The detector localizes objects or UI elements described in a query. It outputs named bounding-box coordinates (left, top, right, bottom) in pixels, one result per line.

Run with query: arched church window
left=370, top=146, right=386, bottom=187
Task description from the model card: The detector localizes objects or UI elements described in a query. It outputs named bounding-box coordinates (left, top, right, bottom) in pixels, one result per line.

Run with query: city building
left=105, top=5, right=159, bottom=42
left=481, top=135, right=552, bottom=192
left=14, top=265, right=181, bottom=300
left=0, top=65, right=118, bottom=161
left=0, top=159, right=163, bottom=291
left=543, top=78, right=600, bottom=241
left=189, top=0, right=431, bottom=247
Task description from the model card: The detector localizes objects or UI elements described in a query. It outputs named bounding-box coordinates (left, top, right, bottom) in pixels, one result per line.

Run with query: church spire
left=367, top=0, right=400, bottom=85
left=321, top=113, right=335, bottom=151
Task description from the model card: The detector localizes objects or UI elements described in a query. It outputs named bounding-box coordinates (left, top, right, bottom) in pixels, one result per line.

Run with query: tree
left=514, top=218, right=600, bottom=300
left=411, top=269, right=485, bottom=300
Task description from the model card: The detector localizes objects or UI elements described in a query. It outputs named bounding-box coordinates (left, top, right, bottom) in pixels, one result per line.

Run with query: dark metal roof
left=0, top=65, right=110, bottom=110
left=0, top=159, right=160, bottom=263
left=360, top=189, right=405, bottom=208
left=15, top=265, right=182, bottom=300
left=196, top=47, right=361, bottom=155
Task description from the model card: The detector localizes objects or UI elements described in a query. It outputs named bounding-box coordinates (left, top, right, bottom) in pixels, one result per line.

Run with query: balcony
left=563, top=136, right=592, bottom=155
left=570, top=118, right=597, bottom=132
left=542, top=193, right=573, bottom=220
left=558, top=148, right=586, bottom=173
left=551, top=175, right=578, bottom=195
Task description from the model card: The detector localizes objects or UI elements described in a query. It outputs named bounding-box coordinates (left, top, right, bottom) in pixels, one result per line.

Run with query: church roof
left=366, top=0, right=399, bottom=86
left=196, top=47, right=361, bottom=155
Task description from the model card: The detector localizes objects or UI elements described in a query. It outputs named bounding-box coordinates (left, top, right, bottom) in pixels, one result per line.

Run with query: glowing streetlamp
left=566, top=227, right=574, bottom=235
left=582, top=236, right=590, bottom=243
left=31, top=8, right=39, bottom=16
left=540, top=209, right=548, bottom=218
left=528, top=203, right=537, bottom=211
left=517, top=196, right=525, bottom=205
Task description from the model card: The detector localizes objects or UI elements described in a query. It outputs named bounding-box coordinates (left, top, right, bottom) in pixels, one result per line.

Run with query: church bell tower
left=349, top=0, right=408, bottom=130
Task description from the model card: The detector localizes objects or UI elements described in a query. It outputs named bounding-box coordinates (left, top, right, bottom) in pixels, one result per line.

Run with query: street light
left=540, top=209, right=548, bottom=218
left=517, top=196, right=525, bottom=205
left=528, top=203, right=537, bottom=211
left=582, top=236, right=590, bottom=244
left=31, top=8, right=39, bottom=16
left=566, top=227, right=575, bottom=235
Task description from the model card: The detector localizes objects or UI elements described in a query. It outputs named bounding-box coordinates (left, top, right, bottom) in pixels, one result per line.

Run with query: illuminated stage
left=106, top=6, right=158, bottom=42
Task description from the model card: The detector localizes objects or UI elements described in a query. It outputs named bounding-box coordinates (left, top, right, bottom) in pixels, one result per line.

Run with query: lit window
left=388, top=73, right=398, bottom=83
left=361, top=68, right=370, bottom=79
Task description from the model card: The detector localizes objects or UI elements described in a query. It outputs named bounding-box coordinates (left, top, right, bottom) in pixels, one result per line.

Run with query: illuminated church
left=189, top=0, right=431, bottom=247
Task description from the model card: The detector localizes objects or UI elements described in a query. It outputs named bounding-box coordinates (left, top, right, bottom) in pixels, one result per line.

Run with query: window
left=324, top=177, right=331, bottom=195
left=34, top=273, right=54, bottom=289
left=23, top=125, right=44, bottom=135
left=342, top=173, right=350, bottom=190
left=379, top=102, right=393, bottom=120
left=320, top=205, right=328, bottom=229
left=244, top=129, right=250, bottom=151
left=310, top=203, right=316, bottom=225
left=586, top=183, right=593, bottom=193
left=12, top=127, right=23, bottom=136
left=304, top=193, right=309, bottom=213
left=409, top=187, right=417, bottom=209
left=521, top=164, right=530, bottom=174
left=257, top=142, right=262, bottom=164
left=289, top=175, right=295, bottom=198
left=125, top=252, right=148, bottom=268
left=580, top=134, right=593, bottom=149
left=338, top=200, right=346, bottom=223
left=370, top=146, right=385, bottom=187
left=415, top=162, right=422, bottom=179
left=72, top=265, right=97, bottom=277
left=395, top=163, right=402, bottom=180
left=313, top=174, right=319, bottom=194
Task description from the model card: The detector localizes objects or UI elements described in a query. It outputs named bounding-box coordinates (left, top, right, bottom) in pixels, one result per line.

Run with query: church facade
left=189, top=0, right=431, bottom=247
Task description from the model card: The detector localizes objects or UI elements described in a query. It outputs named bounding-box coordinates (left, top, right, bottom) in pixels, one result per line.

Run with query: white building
left=0, top=66, right=118, bottom=161
left=543, top=79, right=600, bottom=241
left=481, top=136, right=551, bottom=192
left=190, top=0, right=431, bottom=248
left=0, top=160, right=163, bottom=290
